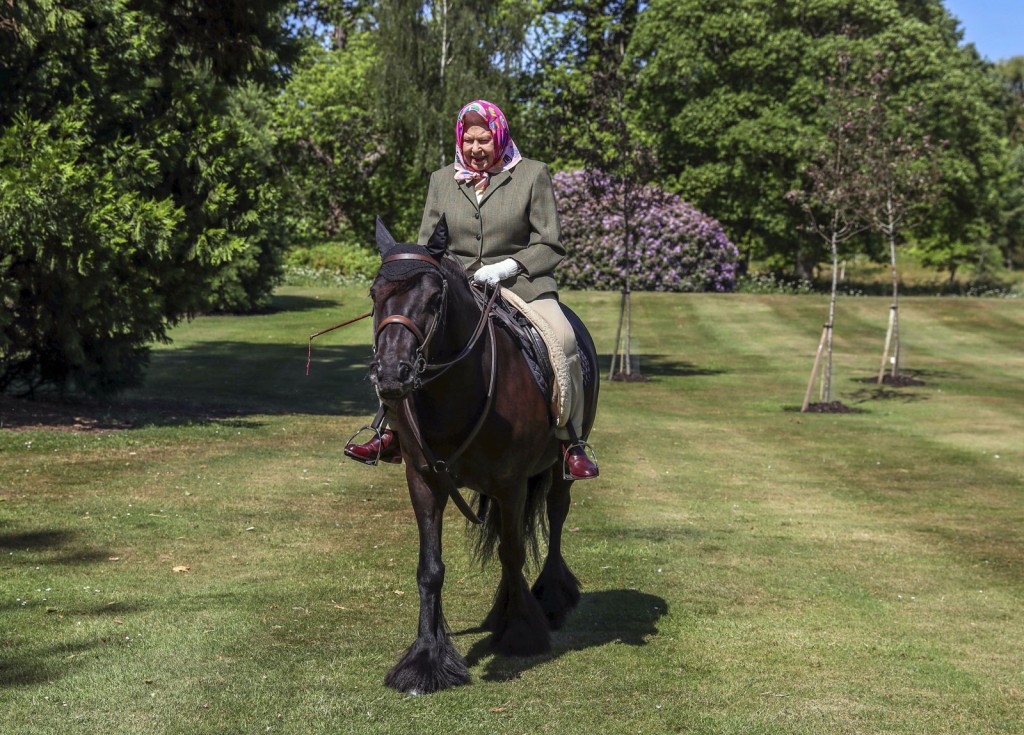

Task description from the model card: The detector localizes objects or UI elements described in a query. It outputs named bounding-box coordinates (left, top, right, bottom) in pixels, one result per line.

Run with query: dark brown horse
left=366, top=216, right=599, bottom=694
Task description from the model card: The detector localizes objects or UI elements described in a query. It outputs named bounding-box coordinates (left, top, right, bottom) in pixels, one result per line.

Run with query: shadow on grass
left=0, top=527, right=118, bottom=566
left=0, top=529, right=75, bottom=551
left=459, top=589, right=668, bottom=683
left=3, top=348, right=723, bottom=432
left=0, top=641, right=103, bottom=688
left=596, top=354, right=726, bottom=379
left=0, top=341, right=380, bottom=430
left=781, top=365, right=975, bottom=412
left=0, top=525, right=145, bottom=687
left=144, top=341, right=378, bottom=417
left=845, top=367, right=971, bottom=405
left=262, top=293, right=343, bottom=314
left=865, top=367, right=966, bottom=383
left=0, top=598, right=149, bottom=688
left=847, top=386, right=930, bottom=404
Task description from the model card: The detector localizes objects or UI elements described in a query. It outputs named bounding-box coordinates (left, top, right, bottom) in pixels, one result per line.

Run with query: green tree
left=275, top=27, right=390, bottom=246
left=993, top=58, right=1024, bottom=270
left=0, top=0, right=294, bottom=395
left=204, top=81, right=291, bottom=313
left=278, top=0, right=531, bottom=243
left=996, top=143, right=1024, bottom=271
left=857, top=67, right=943, bottom=383
left=630, top=0, right=1004, bottom=279
left=994, top=57, right=1024, bottom=145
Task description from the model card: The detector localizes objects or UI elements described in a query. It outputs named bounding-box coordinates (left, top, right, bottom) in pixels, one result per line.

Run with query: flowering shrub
left=553, top=170, right=739, bottom=292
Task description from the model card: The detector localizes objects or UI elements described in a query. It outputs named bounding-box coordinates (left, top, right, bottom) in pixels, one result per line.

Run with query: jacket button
left=474, top=211, right=480, bottom=219
left=475, top=233, right=481, bottom=240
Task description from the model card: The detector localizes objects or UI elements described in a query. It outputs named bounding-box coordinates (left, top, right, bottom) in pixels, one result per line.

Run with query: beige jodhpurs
left=526, top=295, right=584, bottom=441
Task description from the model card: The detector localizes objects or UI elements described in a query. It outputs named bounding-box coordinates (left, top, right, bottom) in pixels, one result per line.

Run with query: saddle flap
left=484, top=287, right=571, bottom=428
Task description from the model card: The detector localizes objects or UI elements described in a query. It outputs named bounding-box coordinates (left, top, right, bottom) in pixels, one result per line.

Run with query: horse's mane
left=438, top=251, right=468, bottom=282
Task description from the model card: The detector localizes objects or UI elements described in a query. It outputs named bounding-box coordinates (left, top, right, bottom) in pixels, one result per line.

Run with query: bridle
left=373, top=274, right=447, bottom=385
left=373, top=252, right=500, bottom=388
left=373, top=251, right=502, bottom=524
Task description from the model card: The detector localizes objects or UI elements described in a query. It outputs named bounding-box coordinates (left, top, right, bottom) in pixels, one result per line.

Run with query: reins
left=307, top=249, right=503, bottom=525
left=372, top=255, right=501, bottom=525
left=415, top=283, right=499, bottom=384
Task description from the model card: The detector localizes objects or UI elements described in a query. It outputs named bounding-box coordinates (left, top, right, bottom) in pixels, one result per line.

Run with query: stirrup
left=344, top=425, right=387, bottom=466
left=562, top=440, right=599, bottom=481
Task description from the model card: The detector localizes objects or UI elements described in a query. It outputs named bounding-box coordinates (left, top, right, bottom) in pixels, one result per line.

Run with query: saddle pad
left=499, top=288, right=571, bottom=428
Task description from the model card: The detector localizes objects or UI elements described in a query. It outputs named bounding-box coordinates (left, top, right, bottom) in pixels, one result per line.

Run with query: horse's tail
left=469, top=472, right=551, bottom=567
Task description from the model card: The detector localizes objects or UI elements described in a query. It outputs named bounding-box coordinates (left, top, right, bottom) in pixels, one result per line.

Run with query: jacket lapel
left=457, top=180, right=477, bottom=209
left=479, top=168, right=513, bottom=207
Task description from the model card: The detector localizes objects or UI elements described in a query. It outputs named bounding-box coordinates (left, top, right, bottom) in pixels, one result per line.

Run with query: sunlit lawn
left=2, top=286, right=1022, bottom=734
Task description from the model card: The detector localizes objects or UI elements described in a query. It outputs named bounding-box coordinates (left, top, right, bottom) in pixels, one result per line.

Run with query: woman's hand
left=473, top=258, right=520, bottom=286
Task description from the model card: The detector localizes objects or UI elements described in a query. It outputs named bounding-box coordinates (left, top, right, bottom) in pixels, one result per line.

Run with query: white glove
left=473, top=258, right=520, bottom=286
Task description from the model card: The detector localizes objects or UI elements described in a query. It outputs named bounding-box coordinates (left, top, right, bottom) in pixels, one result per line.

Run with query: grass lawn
left=2, top=286, right=1022, bottom=734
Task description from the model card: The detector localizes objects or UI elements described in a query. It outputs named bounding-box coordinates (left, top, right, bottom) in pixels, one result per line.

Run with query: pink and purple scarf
left=453, top=100, right=522, bottom=191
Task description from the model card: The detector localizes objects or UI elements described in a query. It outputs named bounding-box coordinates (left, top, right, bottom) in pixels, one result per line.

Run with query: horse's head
left=368, top=216, right=455, bottom=402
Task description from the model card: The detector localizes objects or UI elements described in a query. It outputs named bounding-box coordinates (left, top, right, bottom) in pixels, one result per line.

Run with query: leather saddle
left=471, top=287, right=554, bottom=405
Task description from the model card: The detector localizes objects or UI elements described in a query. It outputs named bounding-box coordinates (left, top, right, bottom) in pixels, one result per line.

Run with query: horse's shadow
left=457, top=588, right=667, bottom=682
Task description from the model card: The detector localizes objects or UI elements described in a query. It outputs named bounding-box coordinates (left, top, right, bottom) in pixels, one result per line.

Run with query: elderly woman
left=346, top=100, right=598, bottom=480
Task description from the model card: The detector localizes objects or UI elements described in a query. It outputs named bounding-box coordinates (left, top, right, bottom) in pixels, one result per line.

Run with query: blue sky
left=943, top=0, right=1023, bottom=62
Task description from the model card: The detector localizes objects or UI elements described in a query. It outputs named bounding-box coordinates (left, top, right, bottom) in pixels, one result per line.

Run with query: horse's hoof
left=490, top=615, right=551, bottom=657
left=532, top=563, right=581, bottom=630
left=385, top=635, right=471, bottom=694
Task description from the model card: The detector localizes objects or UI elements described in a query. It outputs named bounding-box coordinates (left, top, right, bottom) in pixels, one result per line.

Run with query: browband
left=382, top=252, right=442, bottom=268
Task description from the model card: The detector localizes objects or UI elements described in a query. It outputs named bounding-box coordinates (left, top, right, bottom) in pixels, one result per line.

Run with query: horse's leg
left=384, top=471, right=470, bottom=694
left=483, top=489, right=551, bottom=656
left=531, top=472, right=581, bottom=629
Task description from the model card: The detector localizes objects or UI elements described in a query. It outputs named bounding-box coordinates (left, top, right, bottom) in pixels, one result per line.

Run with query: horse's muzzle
left=370, top=359, right=418, bottom=400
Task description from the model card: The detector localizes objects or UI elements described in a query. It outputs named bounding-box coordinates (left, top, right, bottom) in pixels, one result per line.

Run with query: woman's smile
left=461, top=124, right=496, bottom=170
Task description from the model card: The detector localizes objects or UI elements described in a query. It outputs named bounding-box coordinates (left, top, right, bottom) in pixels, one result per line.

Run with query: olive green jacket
left=417, top=158, right=565, bottom=302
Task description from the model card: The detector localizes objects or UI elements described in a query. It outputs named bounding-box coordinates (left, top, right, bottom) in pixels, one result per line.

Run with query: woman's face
left=461, top=124, right=496, bottom=171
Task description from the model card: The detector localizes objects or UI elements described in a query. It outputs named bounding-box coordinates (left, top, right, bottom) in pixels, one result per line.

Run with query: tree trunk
left=801, top=325, right=829, bottom=412
left=623, top=289, right=632, bottom=376
left=609, top=174, right=636, bottom=379
left=887, top=200, right=900, bottom=379
left=876, top=201, right=901, bottom=384
left=877, top=304, right=896, bottom=384
left=822, top=227, right=840, bottom=403
left=437, top=0, right=449, bottom=168
left=608, top=291, right=626, bottom=380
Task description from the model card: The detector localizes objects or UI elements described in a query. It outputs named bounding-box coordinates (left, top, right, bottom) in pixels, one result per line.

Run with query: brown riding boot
left=345, top=429, right=402, bottom=465
left=563, top=444, right=599, bottom=480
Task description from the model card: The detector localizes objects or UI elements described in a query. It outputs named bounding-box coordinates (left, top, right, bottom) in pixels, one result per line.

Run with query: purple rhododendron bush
left=553, top=170, right=739, bottom=292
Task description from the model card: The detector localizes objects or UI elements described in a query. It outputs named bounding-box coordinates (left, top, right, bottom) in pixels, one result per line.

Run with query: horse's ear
left=425, top=214, right=449, bottom=260
left=375, top=216, right=398, bottom=256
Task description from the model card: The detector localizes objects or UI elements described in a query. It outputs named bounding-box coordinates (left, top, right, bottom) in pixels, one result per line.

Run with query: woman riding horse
left=345, top=99, right=598, bottom=480
left=366, top=211, right=598, bottom=693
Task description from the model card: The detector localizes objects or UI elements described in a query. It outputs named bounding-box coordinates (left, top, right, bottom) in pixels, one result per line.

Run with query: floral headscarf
left=453, top=100, right=522, bottom=189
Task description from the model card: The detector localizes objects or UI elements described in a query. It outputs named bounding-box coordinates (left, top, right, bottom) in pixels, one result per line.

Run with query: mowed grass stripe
left=2, top=288, right=1022, bottom=734
left=571, top=293, right=1023, bottom=731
